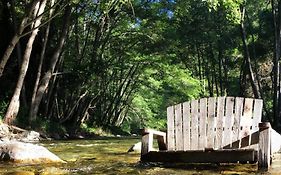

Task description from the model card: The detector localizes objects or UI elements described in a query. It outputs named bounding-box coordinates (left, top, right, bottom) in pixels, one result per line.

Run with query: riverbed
left=0, top=137, right=280, bottom=174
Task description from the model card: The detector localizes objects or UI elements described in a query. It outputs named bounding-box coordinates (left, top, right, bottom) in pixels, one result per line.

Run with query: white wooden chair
left=141, top=97, right=271, bottom=169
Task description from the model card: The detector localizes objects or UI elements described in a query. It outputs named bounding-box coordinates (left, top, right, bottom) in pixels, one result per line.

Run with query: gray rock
left=127, top=142, right=159, bottom=152
left=18, top=131, right=41, bottom=143
left=0, top=124, right=42, bottom=143
left=0, top=140, right=65, bottom=164
left=128, top=142, right=142, bottom=152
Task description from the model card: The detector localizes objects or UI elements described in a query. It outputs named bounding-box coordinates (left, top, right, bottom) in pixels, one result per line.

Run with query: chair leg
left=141, top=133, right=153, bottom=157
left=258, top=122, right=271, bottom=170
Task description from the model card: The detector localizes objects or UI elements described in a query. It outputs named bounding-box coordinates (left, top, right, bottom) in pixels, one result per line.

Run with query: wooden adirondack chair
left=141, top=97, right=272, bottom=170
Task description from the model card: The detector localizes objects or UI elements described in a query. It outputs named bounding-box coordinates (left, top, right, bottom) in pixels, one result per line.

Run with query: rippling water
left=0, top=137, right=280, bottom=174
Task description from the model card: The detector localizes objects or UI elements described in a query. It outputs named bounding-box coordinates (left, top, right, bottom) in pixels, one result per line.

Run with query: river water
left=0, top=137, right=280, bottom=174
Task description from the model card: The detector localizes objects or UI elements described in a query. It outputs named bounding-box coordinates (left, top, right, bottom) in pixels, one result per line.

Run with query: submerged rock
left=16, top=131, right=41, bottom=143
left=127, top=142, right=159, bottom=152
left=128, top=142, right=142, bottom=152
left=0, top=140, right=65, bottom=164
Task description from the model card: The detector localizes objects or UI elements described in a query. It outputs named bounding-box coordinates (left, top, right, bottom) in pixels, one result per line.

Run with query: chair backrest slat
left=250, top=99, right=263, bottom=146
left=199, top=98, right=207, bottom=150
left=240, top=98, right=254, bottom=147
left=252, top=99, right=263, bottom=133
left=223, top=97, right=235, bottom=148
left=207, top=97, right=216, bottom=148
left=231, top=97, right=244, bottom=148
left=191, top=100, right=199, bottom=150
left=175, top=103, right=183, bottom=150
left=215, top=97, right=225, bottom=149
left=166, top=97, right=263, bottom=151
left=167, top=106, right=175, bottom=150
left=182, top=102, right=191, bottom=151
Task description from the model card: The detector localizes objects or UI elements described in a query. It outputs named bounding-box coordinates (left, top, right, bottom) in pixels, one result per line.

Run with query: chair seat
left=141, top=149, right=257, bottom=163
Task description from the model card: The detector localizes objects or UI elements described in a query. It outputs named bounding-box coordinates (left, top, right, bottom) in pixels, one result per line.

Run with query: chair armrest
left=140, top=128, right=167, bottom=157
left=141, top=128, right=166, bottom=137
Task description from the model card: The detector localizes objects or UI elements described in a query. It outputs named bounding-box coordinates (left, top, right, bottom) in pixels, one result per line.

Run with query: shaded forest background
left=0, top=0, right=281, bottom=137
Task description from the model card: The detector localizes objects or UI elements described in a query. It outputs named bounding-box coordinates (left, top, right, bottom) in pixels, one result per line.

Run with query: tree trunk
left=29, top=6, right=72, bottom=122
left=240, top=5, right=261, bottom=99
left=0, top=0, right=41, bottom=77
left=196, top=44, right=202, bottom=80
left=9, top=0, right=28, bottom=109
left=204, top=53, right=213, bottom=97
left=277, top=1, right=281, bottom=127
left=272, top=0, right=281, bottom=127
left=208, top=44, right=219, bottom=96
left=105, top=64, right=139, bottom=125
left=4, top=0, right=46, bottom=125
left=217, top=42, right=224, bottom=96
left=29, top=0, right=55, bottom=123
left=245, top=11, right=269, bottom=120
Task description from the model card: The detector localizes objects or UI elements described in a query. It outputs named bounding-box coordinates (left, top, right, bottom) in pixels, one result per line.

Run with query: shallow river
left=0, top=137, right=281, bottom=174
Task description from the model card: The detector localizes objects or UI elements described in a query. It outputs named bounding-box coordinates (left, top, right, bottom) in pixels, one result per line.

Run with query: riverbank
left=0, top=122, right=137, bottom=142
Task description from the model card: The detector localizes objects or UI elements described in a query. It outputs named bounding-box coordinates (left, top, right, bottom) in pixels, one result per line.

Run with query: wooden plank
left=252, top=99, right=263, bottom=132
left=207, top=97, right=216, bottom=149
left=167, top=106, right=175, bottom=150
left=175, top=103, right=183, bottom=150
left=251, top=99, right=263, bottom=146
left=231, top=97, right=244, bottom=148
left=141, top=149, right=257, bottom=163
left=157, top=135, right=167, bottom=151
left=140, top=129, right=167, bottom=151
left=191, top=100, right=199, bottom=150
left=223, top=97, right=234, bottom=148
left=141, top=133, right=153, bottom=157
left=141, top=128, right=166, bottom=137
left=182, top=102, right=191, bottom=150
left=240, top=98, right=253, bottom=148
left=215, top=97, right=225, bottom=149
left=199, top=98, right=207, bottom=150
left=258, top=122, right=271, bottom=170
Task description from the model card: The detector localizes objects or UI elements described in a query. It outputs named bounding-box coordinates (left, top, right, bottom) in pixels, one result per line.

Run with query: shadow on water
left=0, top=137, right=279, bottom=174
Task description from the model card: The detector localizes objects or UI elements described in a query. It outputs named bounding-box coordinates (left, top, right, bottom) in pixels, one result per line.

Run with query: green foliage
left=0, top=0, right=277, bottom=134
left=81, top=123, right=114, bottom=136
left=123, top=61, right=202, bottom=131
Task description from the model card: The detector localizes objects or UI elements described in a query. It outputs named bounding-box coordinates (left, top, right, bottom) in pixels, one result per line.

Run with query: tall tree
left=29, top=5, right=72, bottom=123
left=0, top=0, right=41, bottom=77
left=239, top=4, right=261, bottom=99
left=271, top=0, right=281, bottom=127
left=29, top=0, right=56, bottom=123
left=4, top=0, right=46, bottom=125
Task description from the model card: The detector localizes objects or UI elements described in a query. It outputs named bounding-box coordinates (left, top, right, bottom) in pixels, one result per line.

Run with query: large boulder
left=0, top=140, right=65, bottom=164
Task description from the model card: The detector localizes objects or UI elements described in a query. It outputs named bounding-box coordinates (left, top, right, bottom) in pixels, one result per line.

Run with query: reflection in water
left=0, top=138, right=280, bottom=174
